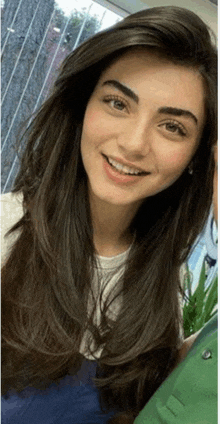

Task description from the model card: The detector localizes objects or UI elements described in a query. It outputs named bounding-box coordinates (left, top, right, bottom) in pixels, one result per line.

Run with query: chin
left=94, top=189, right=144, bottom=207
left=100, top=194, right=133, bottom=206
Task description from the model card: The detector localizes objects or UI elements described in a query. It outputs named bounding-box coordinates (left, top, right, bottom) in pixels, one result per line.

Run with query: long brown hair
left=2, top=5, right=217, bottom=415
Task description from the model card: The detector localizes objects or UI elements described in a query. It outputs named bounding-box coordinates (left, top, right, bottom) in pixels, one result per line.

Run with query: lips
left=103, top=154, right=149, bottom=176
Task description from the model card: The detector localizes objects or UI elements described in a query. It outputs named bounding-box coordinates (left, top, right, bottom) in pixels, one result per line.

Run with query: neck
left=90, top=193, right=141, bottom=257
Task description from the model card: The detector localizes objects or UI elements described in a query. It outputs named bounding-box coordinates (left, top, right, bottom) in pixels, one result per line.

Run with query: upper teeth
left=108, top=157, right=143, bottom=175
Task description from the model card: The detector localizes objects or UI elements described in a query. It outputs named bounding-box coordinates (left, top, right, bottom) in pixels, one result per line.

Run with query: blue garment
left=1, top=360, right=114, bottom=424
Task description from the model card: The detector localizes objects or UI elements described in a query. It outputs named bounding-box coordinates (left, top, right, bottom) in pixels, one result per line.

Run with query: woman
left=1, top=5, right=217, bottom=423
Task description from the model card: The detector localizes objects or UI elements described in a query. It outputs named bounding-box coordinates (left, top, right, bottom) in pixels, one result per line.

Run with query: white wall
left=95, top=0, right=217, bottom=35
left=140, top=0, right=217, bottom=35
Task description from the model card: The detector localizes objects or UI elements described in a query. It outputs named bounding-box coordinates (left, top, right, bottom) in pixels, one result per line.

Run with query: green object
left=183, top=262, right=217, bottom=337
left=134, top=313, right=217, bottom=424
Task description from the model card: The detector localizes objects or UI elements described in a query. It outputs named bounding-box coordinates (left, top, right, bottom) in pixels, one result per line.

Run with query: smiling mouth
left=103, top=155, right=149, bottom=176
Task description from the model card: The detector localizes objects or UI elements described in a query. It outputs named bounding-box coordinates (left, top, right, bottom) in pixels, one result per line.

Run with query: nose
left=117, top=119, right=151, bottom=159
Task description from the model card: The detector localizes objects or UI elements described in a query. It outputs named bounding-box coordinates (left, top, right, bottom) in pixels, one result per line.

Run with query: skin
left=80, top=50, right=205, bottom=256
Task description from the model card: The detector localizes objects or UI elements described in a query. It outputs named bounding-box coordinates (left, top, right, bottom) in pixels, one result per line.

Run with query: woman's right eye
left=103, top=95, right=128, bottom=112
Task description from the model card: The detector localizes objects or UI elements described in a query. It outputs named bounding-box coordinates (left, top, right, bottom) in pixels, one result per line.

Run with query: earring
left=188, top=163, right=193, bottom=175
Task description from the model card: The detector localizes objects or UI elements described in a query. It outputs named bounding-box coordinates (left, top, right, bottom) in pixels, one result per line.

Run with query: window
left=1, top=0, right=123, bottom=193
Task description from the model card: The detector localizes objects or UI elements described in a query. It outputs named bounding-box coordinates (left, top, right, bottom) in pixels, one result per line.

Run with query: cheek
left=158, top=148, right=194, bottom=175
left=82, top=110, right=100, bottom=139
left=82, top=109, right=111, bottom=151
left=81, top=115, right=100, bottom=159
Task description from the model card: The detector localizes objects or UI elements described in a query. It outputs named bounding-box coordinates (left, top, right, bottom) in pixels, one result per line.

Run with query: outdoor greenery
left=1, top=0, right=102, bottom=192
left=183, top=261, right=217, bottom=337
left=54, top=5, right=102, bottom=51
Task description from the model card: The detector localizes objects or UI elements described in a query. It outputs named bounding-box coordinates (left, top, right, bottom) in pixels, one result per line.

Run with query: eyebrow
left=102, top=80, right=139, bottom=104
left=102, top=79, right=198, bottom=125
left=158, top=107, right=198, bottom=125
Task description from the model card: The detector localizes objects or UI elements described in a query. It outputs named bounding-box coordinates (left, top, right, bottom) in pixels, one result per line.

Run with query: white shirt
left=1, top=192, right=24, bottom=264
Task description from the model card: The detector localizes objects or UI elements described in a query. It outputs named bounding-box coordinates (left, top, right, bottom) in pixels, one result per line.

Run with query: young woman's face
left=81, top=50, right=205, bottom=207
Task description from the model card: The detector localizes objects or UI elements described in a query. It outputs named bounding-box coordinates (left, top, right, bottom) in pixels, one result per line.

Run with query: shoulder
left=134, top=313, right=217, bottom=424
left=1, top=192, right=24, bottom=264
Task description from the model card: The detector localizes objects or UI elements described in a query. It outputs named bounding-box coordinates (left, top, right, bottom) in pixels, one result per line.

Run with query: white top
left=80, top=250, right=129, bottom=358
left=1, top=192, right=24, bottom=264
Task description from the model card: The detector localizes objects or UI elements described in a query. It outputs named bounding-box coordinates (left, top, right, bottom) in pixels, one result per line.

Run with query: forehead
left=99, top=49, right=204, bottom=93
left=97, top=49, right=205, bottom=125
left=100, top=48, right=199, bottom=78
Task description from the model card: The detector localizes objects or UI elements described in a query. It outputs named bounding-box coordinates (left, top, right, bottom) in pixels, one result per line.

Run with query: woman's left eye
left=161, top=121, right=186, bottom=137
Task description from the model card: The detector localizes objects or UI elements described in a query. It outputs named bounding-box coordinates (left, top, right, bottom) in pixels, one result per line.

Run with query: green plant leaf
left=182, top=259, right=218, bottom=336
left=203, top=276, right=218, bottom=322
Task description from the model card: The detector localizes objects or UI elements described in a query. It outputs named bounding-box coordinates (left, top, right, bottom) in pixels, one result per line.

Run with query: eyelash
left=161, top=121, right=187, bottom=137
left=102, top=95, right=128, bottom=111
